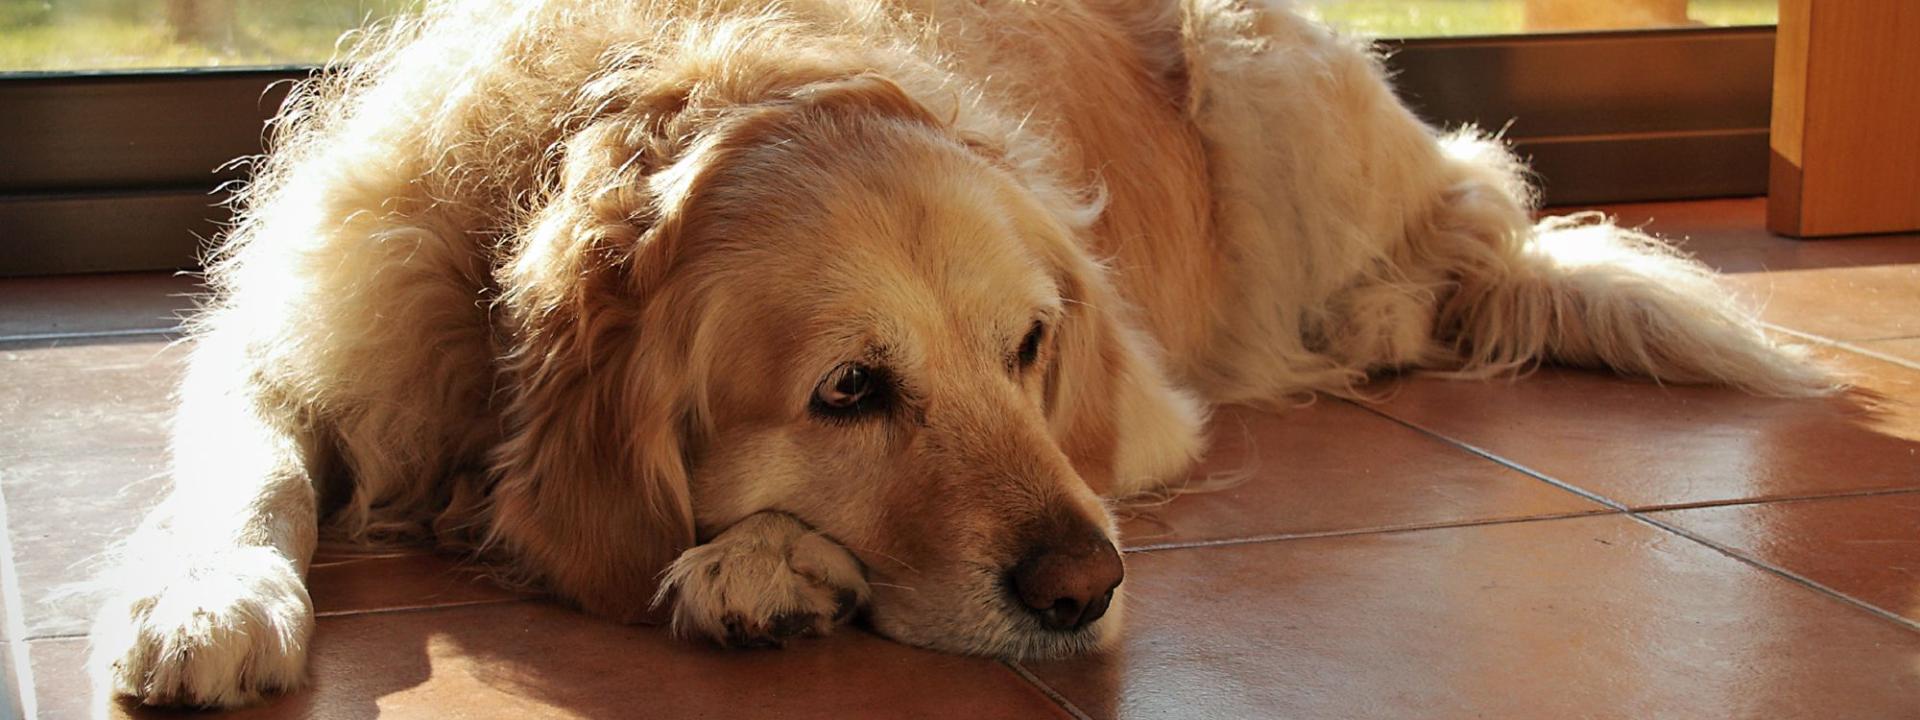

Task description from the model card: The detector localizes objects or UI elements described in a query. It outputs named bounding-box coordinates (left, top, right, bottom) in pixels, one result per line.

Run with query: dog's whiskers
left=840, top=543, right=918, bottom=573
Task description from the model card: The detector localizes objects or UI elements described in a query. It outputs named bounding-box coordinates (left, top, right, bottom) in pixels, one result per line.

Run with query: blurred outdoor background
left=1, top=0, right=419, bottom=71
left=0, top=0, right=1778, bottom=73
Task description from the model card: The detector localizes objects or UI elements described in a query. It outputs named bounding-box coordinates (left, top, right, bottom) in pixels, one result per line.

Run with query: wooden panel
left=0, top=191, right=215, bottom=276
left=1769, top=1, right=1920, bottom=237
left=1388, top=30, right=1774, bottom=140
left=1520, top=128, right=1769, bottom=205
left=0, top=69, right=305, bottom=193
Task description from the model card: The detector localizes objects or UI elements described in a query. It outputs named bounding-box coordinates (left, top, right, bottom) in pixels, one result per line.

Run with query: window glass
left=1300, top=0, right=1777, bottom=38
left=0, top=0, right=1777, bottom=73
left=1, top=0, right=418, bottom=72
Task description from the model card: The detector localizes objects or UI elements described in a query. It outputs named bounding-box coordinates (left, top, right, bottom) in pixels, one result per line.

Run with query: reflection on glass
left=0, top=0, right=418, bottom=72
left=0, top=0, right=1780, bottom=73
left=1299, top=0, right=1775, bottom=39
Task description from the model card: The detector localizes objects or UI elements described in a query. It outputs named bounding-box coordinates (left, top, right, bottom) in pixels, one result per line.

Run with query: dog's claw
left=832, top=589, right=859, bottom=622
left=770, top=612, right=818, bottom=639
left=717, top=611, right=822, bottom=648
left=722, top=614, right=786, bottom=649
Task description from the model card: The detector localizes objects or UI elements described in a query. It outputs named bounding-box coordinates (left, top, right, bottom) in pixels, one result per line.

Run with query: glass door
left=1299, top=0, right=1775, bottom=38
left=1, top=0, right=418, bottom=72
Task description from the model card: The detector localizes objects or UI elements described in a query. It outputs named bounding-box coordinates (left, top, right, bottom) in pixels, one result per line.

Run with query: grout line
left=1343, top=400, right=1633, bottom=512
left=1512, top=126, right=1767, bottom=147
left=0, top=326, right=182, bottom=344
left=1762, top=322, right=1920, bottom=374
left=20, top=632, right=85, bottom=642
left=1125, top=509, right=1616, bottom=554
left=1627, top=512, right=1920, bottom=635
left=308, top=551, right=445, bottom=568
left=0, top=480, right=40, bottom=719
left=19, top=597, right=536, bottom=642
left=1002, top=660, right=1095, bottom=720
left=1631, top=486, right=1920, bottom=514
left=22, top=599, right=529, bottom=641
left=311, top=596, right=530, bottom=620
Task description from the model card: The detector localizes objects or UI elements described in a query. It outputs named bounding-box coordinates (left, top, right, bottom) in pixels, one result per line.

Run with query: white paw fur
left=656, top=513, right=870, bottom=648
left=88, top=546, right=313, bottom=708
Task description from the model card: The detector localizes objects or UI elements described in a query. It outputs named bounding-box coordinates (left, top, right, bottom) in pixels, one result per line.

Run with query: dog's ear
left=486, top=112, right=715, bottom=623
left=1037, top=235, right=1208, bottom=498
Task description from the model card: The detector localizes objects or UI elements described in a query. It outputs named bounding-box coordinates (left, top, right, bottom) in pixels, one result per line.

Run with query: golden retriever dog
left=88, top=0, right=1828, bottom=708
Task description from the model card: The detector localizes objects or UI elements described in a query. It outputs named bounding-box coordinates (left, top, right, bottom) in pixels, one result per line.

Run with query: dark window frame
left=0, top=26, right=1775, bottom=276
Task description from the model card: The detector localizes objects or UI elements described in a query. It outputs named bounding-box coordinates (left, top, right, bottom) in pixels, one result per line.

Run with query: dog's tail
left=1419, top=135, right=1835, bottom=397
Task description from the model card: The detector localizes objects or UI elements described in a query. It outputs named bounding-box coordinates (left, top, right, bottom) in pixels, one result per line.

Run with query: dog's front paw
left=88, top=546, right=313, bottom=708
left=657, top=512, right=870, bottom=648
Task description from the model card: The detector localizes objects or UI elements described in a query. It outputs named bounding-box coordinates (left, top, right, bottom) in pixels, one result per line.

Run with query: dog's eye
left=1015, top=321, right=1046, bottom=369
left=811, top=362, right=888, bottom=419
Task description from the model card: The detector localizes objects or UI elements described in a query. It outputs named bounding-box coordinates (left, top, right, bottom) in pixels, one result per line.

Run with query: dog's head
left=488, top=69, right=1201, bottom=658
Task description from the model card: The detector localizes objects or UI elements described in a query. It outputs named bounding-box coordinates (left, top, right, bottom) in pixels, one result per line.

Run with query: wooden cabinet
left=1769, top=0, right=1920, bottom=237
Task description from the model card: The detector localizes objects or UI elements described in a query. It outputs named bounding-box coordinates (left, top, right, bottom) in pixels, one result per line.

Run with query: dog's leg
left=1177, top=0, right=1476, bottom=399
left=1178, top=0, right=1830, bottom=398
left=88, top=330, right=320, bottom=708
left=655, top=511, right=870, bottom=648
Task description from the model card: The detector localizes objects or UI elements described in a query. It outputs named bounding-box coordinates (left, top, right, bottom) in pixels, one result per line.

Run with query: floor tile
left=1120, top=403, right=1606, bottom=548
left=0, top=338, right=182, bottom=462
left=0, top=273, right=198, bottom=340
left=32, top=603, right=1075, bottom=719
left=1367, top=349, right=1920, bottom=509
left=1023, top=514, right=1920, bottom=720
left=1858, top=337, right=1920, bottom=365
left=5, top=451, right=168, bottom=639
left=1649, top=493, right=1920, bottom=626
left=1573, top=198, right=1920, bottom=274
left=1, top=336, right=181, bottom=640
left=1727, top=264, right=1920, bottom=341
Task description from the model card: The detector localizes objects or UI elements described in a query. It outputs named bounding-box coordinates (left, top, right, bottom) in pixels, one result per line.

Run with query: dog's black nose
left=1008, top=536, right=1123, bottom=631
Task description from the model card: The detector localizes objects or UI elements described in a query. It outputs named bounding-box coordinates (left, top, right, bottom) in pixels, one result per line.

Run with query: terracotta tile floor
left=4, top=198, right=1919, bottom=718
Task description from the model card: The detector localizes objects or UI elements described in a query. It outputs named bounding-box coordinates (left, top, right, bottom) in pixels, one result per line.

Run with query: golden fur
left=89, top=0, right=1829, bottom=708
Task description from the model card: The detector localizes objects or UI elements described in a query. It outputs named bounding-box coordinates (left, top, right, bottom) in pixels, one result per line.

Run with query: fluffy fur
left=90, top=0, right=1828, bottom=708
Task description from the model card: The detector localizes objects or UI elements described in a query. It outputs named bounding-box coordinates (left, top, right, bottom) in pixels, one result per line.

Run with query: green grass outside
left=0, top=0, right=418, bottom=71
left=1304, top=0, right=1522, bottom=38
left=0, top=0, right=1777, bottom=73
left=1303, top=0, right=1775, bottom=38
